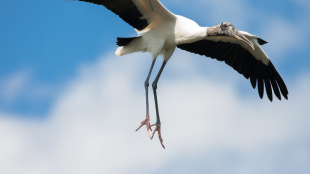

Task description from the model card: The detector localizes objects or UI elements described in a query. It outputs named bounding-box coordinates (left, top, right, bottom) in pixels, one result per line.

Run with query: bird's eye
left=223, top=24, right=227, bottom=29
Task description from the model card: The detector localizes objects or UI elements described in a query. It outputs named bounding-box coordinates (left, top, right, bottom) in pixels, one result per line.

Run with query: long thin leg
left=145, top=59, right=156, bottom=117
left=136, top=59, right=156, bottom=138
left=151, top=60, right=167, bottom=148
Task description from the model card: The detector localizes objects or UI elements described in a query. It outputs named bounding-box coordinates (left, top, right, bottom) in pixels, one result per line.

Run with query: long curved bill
left=234, top=31, right=255, bottom=50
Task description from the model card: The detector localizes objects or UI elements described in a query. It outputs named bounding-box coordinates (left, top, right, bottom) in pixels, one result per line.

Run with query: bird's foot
left=136, top=113, right=152, bottom=138
left=151, top=123, right=165, bottom=149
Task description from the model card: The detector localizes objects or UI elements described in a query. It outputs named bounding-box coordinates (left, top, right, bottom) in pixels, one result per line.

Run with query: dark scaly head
left=207, top=22, right=254, bottom=50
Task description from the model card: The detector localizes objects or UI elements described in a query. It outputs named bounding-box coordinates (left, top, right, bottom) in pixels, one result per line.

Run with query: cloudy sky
left=1, top=0, right=310, bottom=173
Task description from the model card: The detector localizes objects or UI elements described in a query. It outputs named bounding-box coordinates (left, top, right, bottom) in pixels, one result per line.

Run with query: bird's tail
left=116, top=36, right=141, bottom=47
left=115, top=36, right=146, bottom=56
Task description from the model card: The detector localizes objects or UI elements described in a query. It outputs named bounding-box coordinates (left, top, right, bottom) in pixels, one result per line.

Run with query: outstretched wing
left=177, top=36, right=288, bottom=101
left=77, top=0, right=174, bottom=31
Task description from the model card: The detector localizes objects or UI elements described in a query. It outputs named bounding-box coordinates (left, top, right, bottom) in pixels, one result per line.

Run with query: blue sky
left=0, top=0, right=310, bottom=173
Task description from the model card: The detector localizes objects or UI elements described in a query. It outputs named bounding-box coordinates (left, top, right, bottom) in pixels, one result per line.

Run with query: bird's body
left=72, top=0, right=288, bottom=148
left=116, top=14, right=209, bottom=61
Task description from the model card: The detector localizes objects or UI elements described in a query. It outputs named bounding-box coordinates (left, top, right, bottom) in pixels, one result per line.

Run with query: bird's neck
left=175, top=26, right=208, bottom=45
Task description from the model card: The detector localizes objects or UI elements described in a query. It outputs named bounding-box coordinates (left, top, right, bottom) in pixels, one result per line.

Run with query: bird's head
left=207, top=22, right=254, bottom=50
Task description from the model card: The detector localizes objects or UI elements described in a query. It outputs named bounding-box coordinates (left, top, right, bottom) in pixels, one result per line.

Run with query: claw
left=136, top=113, right=152, bottom=138
left=150, top=123, right=165, bottom=149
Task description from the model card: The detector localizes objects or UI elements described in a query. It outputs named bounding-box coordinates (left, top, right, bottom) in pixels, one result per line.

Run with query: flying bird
left=71, top=0, right=288, bottom=148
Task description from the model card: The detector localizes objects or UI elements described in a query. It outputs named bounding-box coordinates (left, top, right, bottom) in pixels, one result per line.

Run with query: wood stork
left=72, top=0, right=288, bottom=148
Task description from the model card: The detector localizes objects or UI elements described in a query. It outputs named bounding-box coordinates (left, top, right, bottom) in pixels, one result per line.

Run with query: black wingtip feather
left=266, top=64, right=281, bottom=100
left=262, top=66, right=273, bottom=102
left=250, top=62, right=258, bottom=89
left=269, top=62, right=289, bottom=100
left=257, top=64, right=264, bottom=99
left=235, top=52, right=249, bottom=74
left=270, top=77, right=281, bottom=101
left=250, top=76, right=256, bottom=89
left=242, top=54, right=254, bottom=79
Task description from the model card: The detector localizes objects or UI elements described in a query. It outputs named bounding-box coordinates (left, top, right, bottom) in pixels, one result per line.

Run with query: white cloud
left=0, top=70, right=62, bottom=108
left=0, top=51, right=309, bottom=174
left=0, top=71, right=30, bottom=102
left=294, top=0, right=310, bottom=6
left=260, top=15, right=310, bottom=60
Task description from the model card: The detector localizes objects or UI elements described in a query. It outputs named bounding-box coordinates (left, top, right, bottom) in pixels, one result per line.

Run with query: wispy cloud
left=0, top=71, right=30, bottom=102
left=0, top=70, right=63, bottom=115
